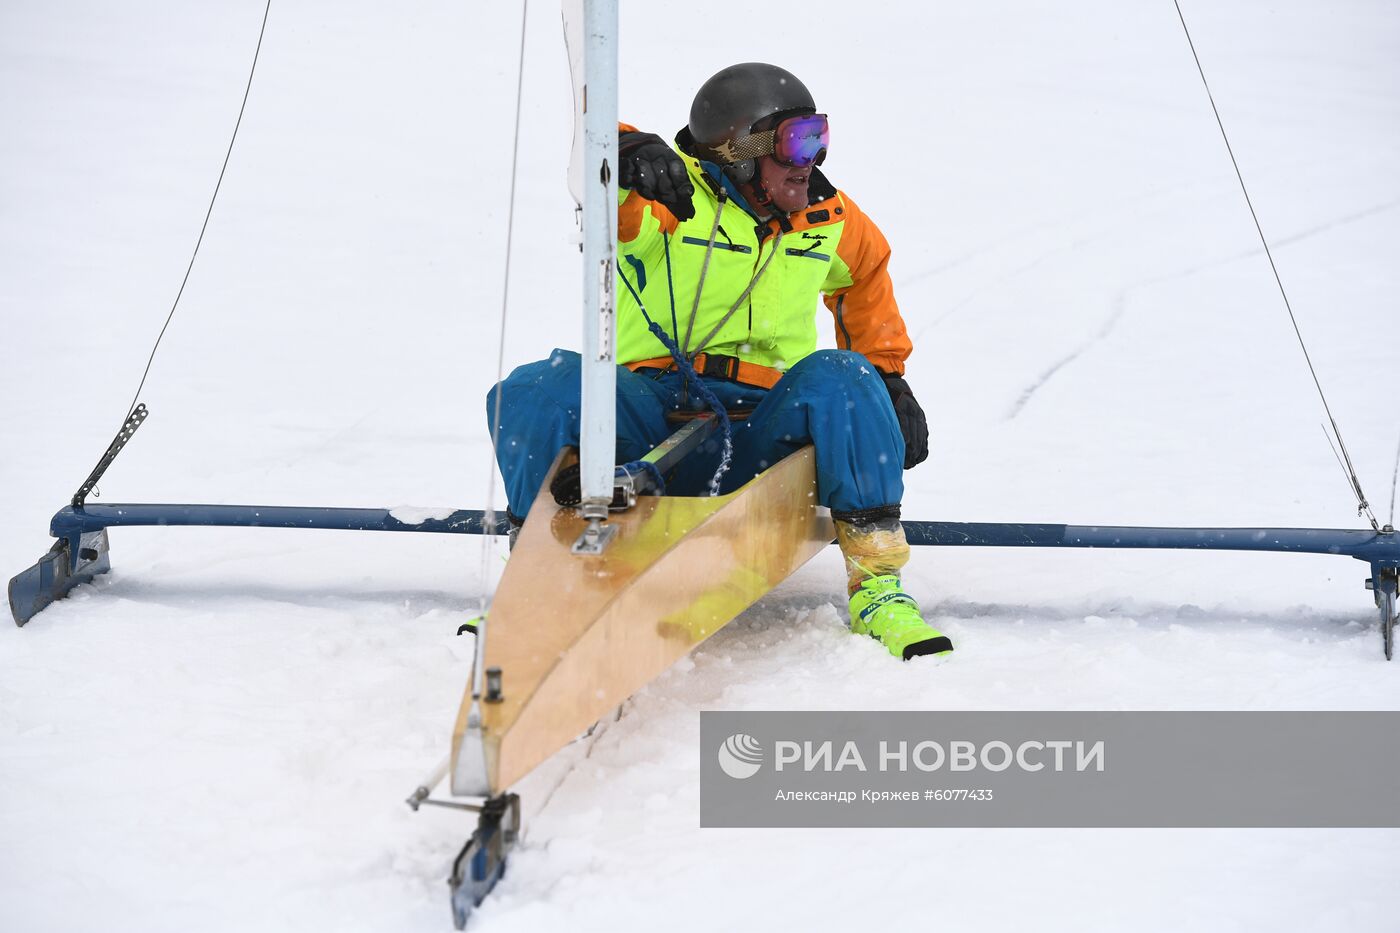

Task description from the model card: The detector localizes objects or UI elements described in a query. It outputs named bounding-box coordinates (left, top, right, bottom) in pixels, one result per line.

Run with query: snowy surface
left=3, top=1, right=1400, bottom=930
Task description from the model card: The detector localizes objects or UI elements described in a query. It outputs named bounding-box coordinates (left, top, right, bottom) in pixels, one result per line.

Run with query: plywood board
left=452, top=447, right=833, bottom=795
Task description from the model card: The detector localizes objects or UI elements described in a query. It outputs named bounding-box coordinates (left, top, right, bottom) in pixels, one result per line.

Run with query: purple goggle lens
left=773, top=113, right=829, bottom=168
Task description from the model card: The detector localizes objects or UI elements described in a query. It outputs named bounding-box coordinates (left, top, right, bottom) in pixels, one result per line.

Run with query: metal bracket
left=72, top=404, right=148, bottom=508
left=605, top=415, right=718, bottom=512
left=572, top=514, right=619, bottom=555
left=610, top=472, right=640, bottom=511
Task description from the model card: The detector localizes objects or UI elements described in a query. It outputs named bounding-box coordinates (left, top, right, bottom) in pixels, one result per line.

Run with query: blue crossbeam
left=49, top=504, right=512, bottom=539
left=13, top=504, right=1400, bottom=638
left=8, top=504, right=513, bottom=625
left=47, top=505, right=1400, bottom=563
left=901, top=521, right=1400, bottom=563
left=900, top=520, right=1399, bottom=659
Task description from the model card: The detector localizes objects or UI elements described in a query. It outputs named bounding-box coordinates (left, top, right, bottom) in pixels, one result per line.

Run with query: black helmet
left=688, top=62, right=816, bottom=182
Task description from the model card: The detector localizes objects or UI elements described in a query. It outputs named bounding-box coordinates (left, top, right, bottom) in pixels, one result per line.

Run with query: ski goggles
left=710, top=112, right=830, bottom=168
left=772, top=112, right=829, bottom=168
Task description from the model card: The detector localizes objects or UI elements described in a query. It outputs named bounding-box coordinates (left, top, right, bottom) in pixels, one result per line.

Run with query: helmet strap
left=751, top=174, right=773, bottom=208
left=716, top=162, right=789, bottom=230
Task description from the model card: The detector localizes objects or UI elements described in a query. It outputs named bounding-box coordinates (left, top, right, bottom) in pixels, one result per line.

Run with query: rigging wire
left=473, top=0, right=531, bottom=635
left=121, top=0, right=273, bottom=423
left=1388, top=430, right=1400, bottom=528
left=1172, top=0, right=1380, bottom=532
left=71, top=0, right=272, bottom=506
left=1322, top=424, right=1350, bottom=492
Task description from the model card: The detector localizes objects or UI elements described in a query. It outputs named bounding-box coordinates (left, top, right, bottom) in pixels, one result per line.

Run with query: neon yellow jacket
left=615, top=127, right=913, bottom=378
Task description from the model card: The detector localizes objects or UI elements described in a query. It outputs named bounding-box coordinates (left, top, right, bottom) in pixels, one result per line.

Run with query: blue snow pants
left=486, top=348, right=905, bottom=520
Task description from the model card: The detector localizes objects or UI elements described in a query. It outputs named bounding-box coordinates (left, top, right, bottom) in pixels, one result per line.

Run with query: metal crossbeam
left=902, top=521, right=1400, bottom=563
left=48, top=503, right=511, bottom=539
left=12, top=506, right=1399, bottom=657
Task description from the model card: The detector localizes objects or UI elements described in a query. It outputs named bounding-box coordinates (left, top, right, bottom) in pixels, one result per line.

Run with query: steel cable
left=1173, top=0, right=1379, bottom=531
left=469, top=0, right=532, bottom=691
left=122, top=0, right=273, bottom=423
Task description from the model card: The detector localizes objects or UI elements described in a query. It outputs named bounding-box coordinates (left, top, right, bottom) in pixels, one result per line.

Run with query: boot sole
left=902, top=635, right=954, bottom=660
left=856, top=629, right=954, bottom=660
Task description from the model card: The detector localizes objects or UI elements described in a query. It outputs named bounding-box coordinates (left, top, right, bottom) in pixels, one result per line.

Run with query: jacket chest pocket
left=675, top=234, right=760, bottom=347
left=785, top=243, right=833, bottom=278
left=679, top=235, right=754, bottom=257
left=676, top=235, right=759, bottom=299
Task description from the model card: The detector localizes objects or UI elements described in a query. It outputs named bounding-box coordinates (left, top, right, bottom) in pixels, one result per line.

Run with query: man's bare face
left=747, top=154, right=811, bottom=215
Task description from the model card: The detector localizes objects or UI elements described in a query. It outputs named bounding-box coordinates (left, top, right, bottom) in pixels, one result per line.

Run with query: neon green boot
left=848, top=574, right=953, bottom=660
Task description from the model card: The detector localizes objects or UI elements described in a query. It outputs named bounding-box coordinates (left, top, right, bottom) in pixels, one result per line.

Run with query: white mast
left=565, top=0, right=618, bottom=538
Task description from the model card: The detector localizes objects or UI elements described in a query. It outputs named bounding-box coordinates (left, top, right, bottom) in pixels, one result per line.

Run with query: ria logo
left=717, top=733, right=764, bottom=779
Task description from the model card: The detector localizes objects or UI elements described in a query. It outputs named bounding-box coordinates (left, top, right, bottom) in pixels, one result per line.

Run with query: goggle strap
left=706, top=130, right=775, bottom=165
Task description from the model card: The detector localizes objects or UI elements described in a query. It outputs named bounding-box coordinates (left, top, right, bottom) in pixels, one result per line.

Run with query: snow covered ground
left=3, top=1, right=1399, bottom=930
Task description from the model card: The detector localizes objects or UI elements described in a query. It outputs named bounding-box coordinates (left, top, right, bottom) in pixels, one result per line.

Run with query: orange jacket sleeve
left=821, top=190, right=912, bottom=375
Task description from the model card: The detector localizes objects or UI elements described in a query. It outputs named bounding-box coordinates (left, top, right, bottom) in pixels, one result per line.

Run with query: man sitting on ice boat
left=488, top=63, right=951, bottom=660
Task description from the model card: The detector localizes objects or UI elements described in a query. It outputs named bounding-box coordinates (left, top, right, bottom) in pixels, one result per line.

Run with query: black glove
left=618, top=130, right=695, bottom=221
left=881, top=372, right=929, bottom=469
